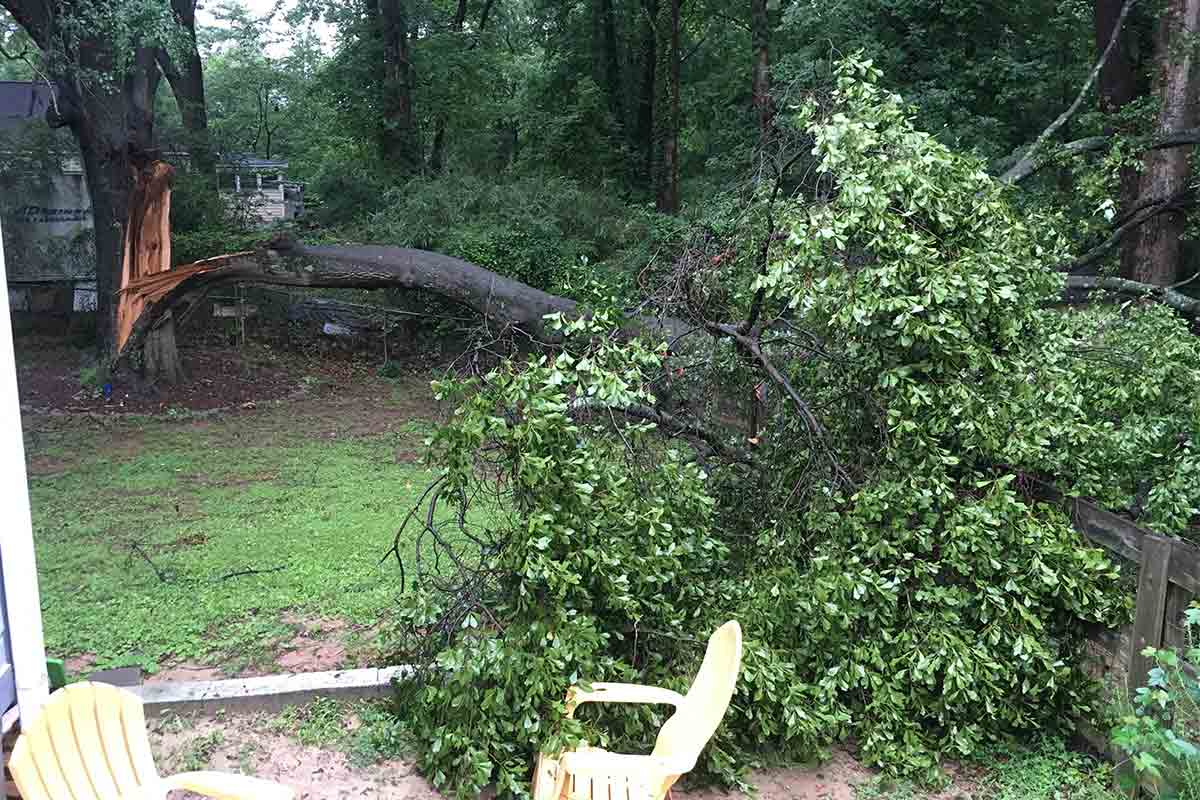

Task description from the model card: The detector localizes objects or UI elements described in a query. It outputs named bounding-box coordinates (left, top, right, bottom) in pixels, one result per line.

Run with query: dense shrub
left=329, top=172, right=687, bottom=303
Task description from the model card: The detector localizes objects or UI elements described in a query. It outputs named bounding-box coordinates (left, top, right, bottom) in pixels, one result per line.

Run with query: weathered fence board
left=1030, top=479, right=1200, bottom=690
left=1129, top=536, right=1173, bottom=691
left=1067, top=495, right=1200, bottom=595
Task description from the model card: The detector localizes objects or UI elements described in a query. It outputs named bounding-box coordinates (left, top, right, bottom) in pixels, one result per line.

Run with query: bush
left=323, top=172, right=689, bottom=303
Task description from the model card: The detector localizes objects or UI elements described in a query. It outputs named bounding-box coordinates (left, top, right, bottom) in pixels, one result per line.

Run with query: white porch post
left=0, top=215, right=50, bottom=725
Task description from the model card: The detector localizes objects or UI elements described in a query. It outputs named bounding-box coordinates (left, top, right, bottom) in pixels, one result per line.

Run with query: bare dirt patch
left=153, top=712, right=440, bottom=800
left=17, top=336, right=304, bottom=415
left=148, top=662, right=225, bottom=683
left=148, top=709, right=984, bottom=800
left=64, top=653, right=96, bottom=676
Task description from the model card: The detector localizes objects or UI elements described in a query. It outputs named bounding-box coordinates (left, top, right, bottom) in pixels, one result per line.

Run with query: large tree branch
left=995, top=127, right=1200, bottom=184
left=1062, top=275, right=1200, bottom=317
left=999, top=0, right=1135, bottom=184
left=1058, top=186, right=1197, bottom=272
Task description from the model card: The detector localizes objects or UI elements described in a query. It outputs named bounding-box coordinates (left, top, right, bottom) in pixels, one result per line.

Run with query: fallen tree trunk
left=117, top=235, right=690, bottom=365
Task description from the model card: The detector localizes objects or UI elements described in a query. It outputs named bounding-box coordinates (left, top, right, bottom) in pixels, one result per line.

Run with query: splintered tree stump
left=117, top=161, right=182, bottom=383
left=143, top=312, right=184, bottom=385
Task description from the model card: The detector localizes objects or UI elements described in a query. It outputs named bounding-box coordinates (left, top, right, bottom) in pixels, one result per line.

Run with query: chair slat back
left=650, top=621, right=742, bottom=773
left=9, top=682, right=160, bottom=800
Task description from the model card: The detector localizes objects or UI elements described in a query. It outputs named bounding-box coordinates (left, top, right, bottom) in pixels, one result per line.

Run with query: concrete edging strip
left=135, top=665, right=412, bottom=716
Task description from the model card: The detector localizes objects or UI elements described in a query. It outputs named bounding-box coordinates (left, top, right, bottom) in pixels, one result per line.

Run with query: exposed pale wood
left=1129, top=536, right=1173, bottom=692
left=115, top=161, right=174, bottom=352
left=536, top=622, right=742, bottom=800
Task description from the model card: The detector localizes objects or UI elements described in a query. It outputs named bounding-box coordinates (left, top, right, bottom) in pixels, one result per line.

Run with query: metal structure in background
left=0, top=212, right=50, bottom=732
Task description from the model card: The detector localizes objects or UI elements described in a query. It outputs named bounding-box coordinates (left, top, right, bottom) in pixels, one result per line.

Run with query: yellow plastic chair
left=9, top=682, right=294, bottom=800
left=533, top=620, right=743, bottom=800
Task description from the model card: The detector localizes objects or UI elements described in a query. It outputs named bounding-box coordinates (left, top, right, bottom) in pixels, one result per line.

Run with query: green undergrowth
left=855, top=738, right=1121, bottom=800
left=270, top=697, right=411, bottom=766
left=25, top=410, right=461, bottom=674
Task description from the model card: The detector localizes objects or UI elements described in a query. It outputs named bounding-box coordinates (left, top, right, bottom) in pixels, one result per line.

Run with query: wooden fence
left=1039, top=484, right=1200, bottom=691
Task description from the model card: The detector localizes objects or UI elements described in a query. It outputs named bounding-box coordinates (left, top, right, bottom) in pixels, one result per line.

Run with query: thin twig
left=130, top=542, right=171, bottom=583
left=219, top=565, right=286, bottom=580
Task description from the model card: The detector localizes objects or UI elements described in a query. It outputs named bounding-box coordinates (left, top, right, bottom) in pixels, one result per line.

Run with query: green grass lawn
left=24, top=380, right=454, bottom=675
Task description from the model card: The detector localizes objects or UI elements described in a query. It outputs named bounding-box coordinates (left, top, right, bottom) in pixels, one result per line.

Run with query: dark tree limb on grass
left=117, top=235, right=690, bottom=369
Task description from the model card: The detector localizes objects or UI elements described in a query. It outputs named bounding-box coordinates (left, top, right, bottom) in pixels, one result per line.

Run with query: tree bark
left=1130, top=0, right=1200, bottom=286
left=2, top=0, right=164, bottom=358
left=653, top=0, right=680, bottom=213
left=751, top=0, right=773, bottom=142
left=118, top=237, right=693, bottom=361
left=636, top=0, right=657, bottom=187
left=159, top=0, right=215, bottom=178
left=430, top=0, right=469, bottom=174
left=592, top=0, right=621, bottom=118
left=370, top=0, right=420, bottom=173
left=1095, top=0, right=1144, bottom=276
left=1063, top=275, right=1200, bottom=317
left=144, top=312, right=184, bottom=384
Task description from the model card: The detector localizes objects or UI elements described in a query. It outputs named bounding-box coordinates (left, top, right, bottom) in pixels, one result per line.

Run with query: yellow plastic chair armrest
left=566, top=683, right=684, bottom=717
left=163, top=770, right=295, bottom=799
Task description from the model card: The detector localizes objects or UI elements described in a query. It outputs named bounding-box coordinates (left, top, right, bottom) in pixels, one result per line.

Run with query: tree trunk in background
left=72, top=47, right=160, bottom=360
left=636, top=0, right=657, bottom=188
left=430, top=0, right=469, bottom=174
left=592, top=0, right=621, bottom=117
left=653, top=0, right=680, bottom=213
left=372, top=0, right=420, bottom=174
left=159, top=0, right=215, bottom=178
left=1130, top=0, right=1200, bottom=286
left=751, top=0, right=773, bottom=142
left=1095, top=0, right=1142, bottom=277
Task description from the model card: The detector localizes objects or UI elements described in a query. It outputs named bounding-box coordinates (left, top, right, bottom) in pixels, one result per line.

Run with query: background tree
left=0, top=0, right=183, bottom=358
left=1129, top=0, right=1200, bottom=286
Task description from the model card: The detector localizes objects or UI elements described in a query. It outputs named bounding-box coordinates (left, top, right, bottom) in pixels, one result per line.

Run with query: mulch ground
left=14, top=329, right=453, bottom=416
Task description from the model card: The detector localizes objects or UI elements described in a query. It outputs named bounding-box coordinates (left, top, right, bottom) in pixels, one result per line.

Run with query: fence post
left=1128, top=535, right=1173, bottom=692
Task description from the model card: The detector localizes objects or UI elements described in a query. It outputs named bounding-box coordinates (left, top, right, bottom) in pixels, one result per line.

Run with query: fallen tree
left=116, top=233, right=695, bottom=382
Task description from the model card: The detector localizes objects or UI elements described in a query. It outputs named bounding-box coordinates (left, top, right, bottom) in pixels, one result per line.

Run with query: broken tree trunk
left=116, top=161, right=180, bottom=383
